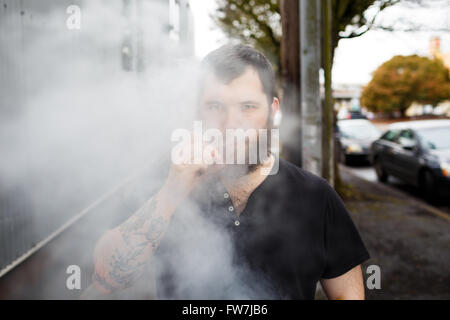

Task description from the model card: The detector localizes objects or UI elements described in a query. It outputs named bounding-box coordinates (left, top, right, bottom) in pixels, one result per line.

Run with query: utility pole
left=280, top=0, right=301, bottom=167
left=300, top=0, right=322, bottom=176
left=322, top=0, right=334, bottom=187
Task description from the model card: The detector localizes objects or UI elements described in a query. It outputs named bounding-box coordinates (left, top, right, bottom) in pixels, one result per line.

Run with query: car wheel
left=421, top=170, right=438, bottom=204
left=374, top=158, right=388, bottom=183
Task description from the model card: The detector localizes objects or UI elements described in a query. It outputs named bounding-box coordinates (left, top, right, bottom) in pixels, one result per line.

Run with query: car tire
left=374, top=158, right=388, bottom=183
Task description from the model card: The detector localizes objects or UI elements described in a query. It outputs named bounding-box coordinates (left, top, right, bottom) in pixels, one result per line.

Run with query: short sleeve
left=321, top=183, right=370, bottom=279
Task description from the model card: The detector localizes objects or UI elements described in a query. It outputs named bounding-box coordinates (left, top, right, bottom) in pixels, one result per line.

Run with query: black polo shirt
left=154, top=158, right=370, bottom=299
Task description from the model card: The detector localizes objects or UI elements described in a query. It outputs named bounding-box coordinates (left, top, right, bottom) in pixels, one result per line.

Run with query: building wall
left=0, top=0, right=193, bottom=276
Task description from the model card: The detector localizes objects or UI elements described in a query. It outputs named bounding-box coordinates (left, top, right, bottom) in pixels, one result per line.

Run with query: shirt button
left=228, top=206, right=234, bottom=212
left=224, top=193, right=229, bottom=199
left=234, top=220, right=240, bottom=226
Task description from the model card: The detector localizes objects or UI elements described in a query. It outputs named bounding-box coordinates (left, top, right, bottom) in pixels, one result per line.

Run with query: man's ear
left=271, top=97, right=280, bottom=118
left=271, top=97, right=280, bottom=112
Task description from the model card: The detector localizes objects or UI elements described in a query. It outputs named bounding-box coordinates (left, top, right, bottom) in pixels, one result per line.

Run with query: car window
left=338, top=122, right=380, bottom=140
left=399, top=129, right=414, bottom=140
left=396, top=129, right=416, bottom=147
left=381, top=130, right=400, bottom=142
left=397, top=129, right=415, bottom=142
left=416, top=126, right=450, bottom=150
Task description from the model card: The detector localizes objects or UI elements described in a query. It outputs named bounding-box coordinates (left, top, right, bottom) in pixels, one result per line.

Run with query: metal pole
left=323, top=0, right=335, bottom=186
left=300, top=0, right=322, bottom=176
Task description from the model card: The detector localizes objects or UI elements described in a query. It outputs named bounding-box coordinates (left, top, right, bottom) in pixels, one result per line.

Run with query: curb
left=340, top=165, right=450, bottom=222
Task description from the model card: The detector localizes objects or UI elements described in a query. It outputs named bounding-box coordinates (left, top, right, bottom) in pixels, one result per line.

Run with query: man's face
left=197, top=66, right=278, bottom=170
left=198, top=66, right=273, bottom=132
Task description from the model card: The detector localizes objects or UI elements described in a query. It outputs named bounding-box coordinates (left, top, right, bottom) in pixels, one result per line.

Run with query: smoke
left=152, top=197, right=281, bottom=300
left=0, top=0, right=281, bottom=299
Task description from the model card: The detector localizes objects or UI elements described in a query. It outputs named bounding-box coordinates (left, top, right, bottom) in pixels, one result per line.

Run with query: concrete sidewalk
left=339, top=166, right=450, bottom=299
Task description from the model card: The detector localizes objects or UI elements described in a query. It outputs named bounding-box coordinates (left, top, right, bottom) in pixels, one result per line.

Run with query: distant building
left=332, top=83, right=362, bottom=111
left=430, top=36, right=450, bottom=72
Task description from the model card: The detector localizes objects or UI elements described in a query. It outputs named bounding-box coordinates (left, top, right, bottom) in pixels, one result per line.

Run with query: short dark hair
left=199, top=44, right=275, bottom=104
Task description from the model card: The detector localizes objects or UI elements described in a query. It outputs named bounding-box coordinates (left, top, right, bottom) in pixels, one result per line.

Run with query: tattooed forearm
left=118, top=197, right=158, bottom=244
left=93, top=195, right=172, bottom=293
left=144, top=216, right=167, bottom=249
left=108, top=245, right=148, bottom=288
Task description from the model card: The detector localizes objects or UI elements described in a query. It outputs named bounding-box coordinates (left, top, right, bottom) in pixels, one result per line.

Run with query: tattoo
left=144, top=216, right=167, bottom=249
left=92, top=271, right=117, bottom=293
left=118, top=197, right=157, bottom=244
left=108, top=245, right=148, bottom=288
left=94, top=196, right=171, bottom=292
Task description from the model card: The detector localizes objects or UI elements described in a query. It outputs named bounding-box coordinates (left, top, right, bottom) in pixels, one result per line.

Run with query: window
left=416, top=126, right=450, bottom=150
left=397, top=129, right=417, bottom=149
left=381, top=130, right=400, bottom=142
left=398, top=129, right=414, bottom=140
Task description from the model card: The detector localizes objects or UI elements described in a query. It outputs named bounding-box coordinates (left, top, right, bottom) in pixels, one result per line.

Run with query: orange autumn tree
left=361, top=55, right=450, bottom=117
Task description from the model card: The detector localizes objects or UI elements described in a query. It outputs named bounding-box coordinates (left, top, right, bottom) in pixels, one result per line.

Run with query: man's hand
left=90, top=139, right=220, bottom=295
left=166, top=136, right=222, bottom=206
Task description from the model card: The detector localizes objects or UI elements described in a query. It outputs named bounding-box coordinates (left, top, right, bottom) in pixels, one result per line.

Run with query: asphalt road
left=343, top=162, right=450, bottom=215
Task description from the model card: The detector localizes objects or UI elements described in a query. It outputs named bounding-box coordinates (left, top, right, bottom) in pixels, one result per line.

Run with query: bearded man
left=89, top=44, right=370, bottom=300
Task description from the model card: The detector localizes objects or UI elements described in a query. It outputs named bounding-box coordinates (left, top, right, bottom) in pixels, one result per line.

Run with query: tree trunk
left=280, top=0, right=302, bottom=167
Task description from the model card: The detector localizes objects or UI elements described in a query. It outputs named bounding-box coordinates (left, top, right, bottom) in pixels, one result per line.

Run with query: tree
left=213, top=0, right=401, bottom=74
left=361, top=55, right=450, bottom=117
left=213, top=0, right=400, bottom=187
left=214, top=0, right=282, bottom=77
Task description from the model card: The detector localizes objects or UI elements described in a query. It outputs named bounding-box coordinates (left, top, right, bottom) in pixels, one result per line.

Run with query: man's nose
left=222, top=109, right=243, bottom=130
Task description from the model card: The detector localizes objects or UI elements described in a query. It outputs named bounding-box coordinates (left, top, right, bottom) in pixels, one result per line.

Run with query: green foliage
left=361, top=55, right=450, bottom=115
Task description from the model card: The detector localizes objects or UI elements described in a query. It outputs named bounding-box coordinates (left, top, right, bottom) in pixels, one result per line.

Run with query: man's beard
left=219, top=122, right=273, bottom=178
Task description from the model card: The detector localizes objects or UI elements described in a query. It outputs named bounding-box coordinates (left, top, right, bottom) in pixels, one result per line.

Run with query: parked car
left=336, top=119, right=381, bottom=164
left=337, top=109, right=368, bottom=120
left=370, top=120, right=450, bottom=202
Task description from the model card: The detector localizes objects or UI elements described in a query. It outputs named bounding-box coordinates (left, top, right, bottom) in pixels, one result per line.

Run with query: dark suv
left=370, top=120, right=450, bottom=202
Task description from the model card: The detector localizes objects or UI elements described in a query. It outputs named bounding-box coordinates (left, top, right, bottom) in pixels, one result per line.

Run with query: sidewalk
left=339, top=165, right=450, bottom=299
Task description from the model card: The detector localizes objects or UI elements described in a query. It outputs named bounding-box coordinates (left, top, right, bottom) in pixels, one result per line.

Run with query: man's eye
left=242, top=104, right=257, bottom=111
left=207, top=104, right=222, bottom=111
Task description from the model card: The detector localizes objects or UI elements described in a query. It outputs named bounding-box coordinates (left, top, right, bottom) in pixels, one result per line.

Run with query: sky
left=189, top=0, right=227, bottom=57
left=189, top=0, right=450, bottom=86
